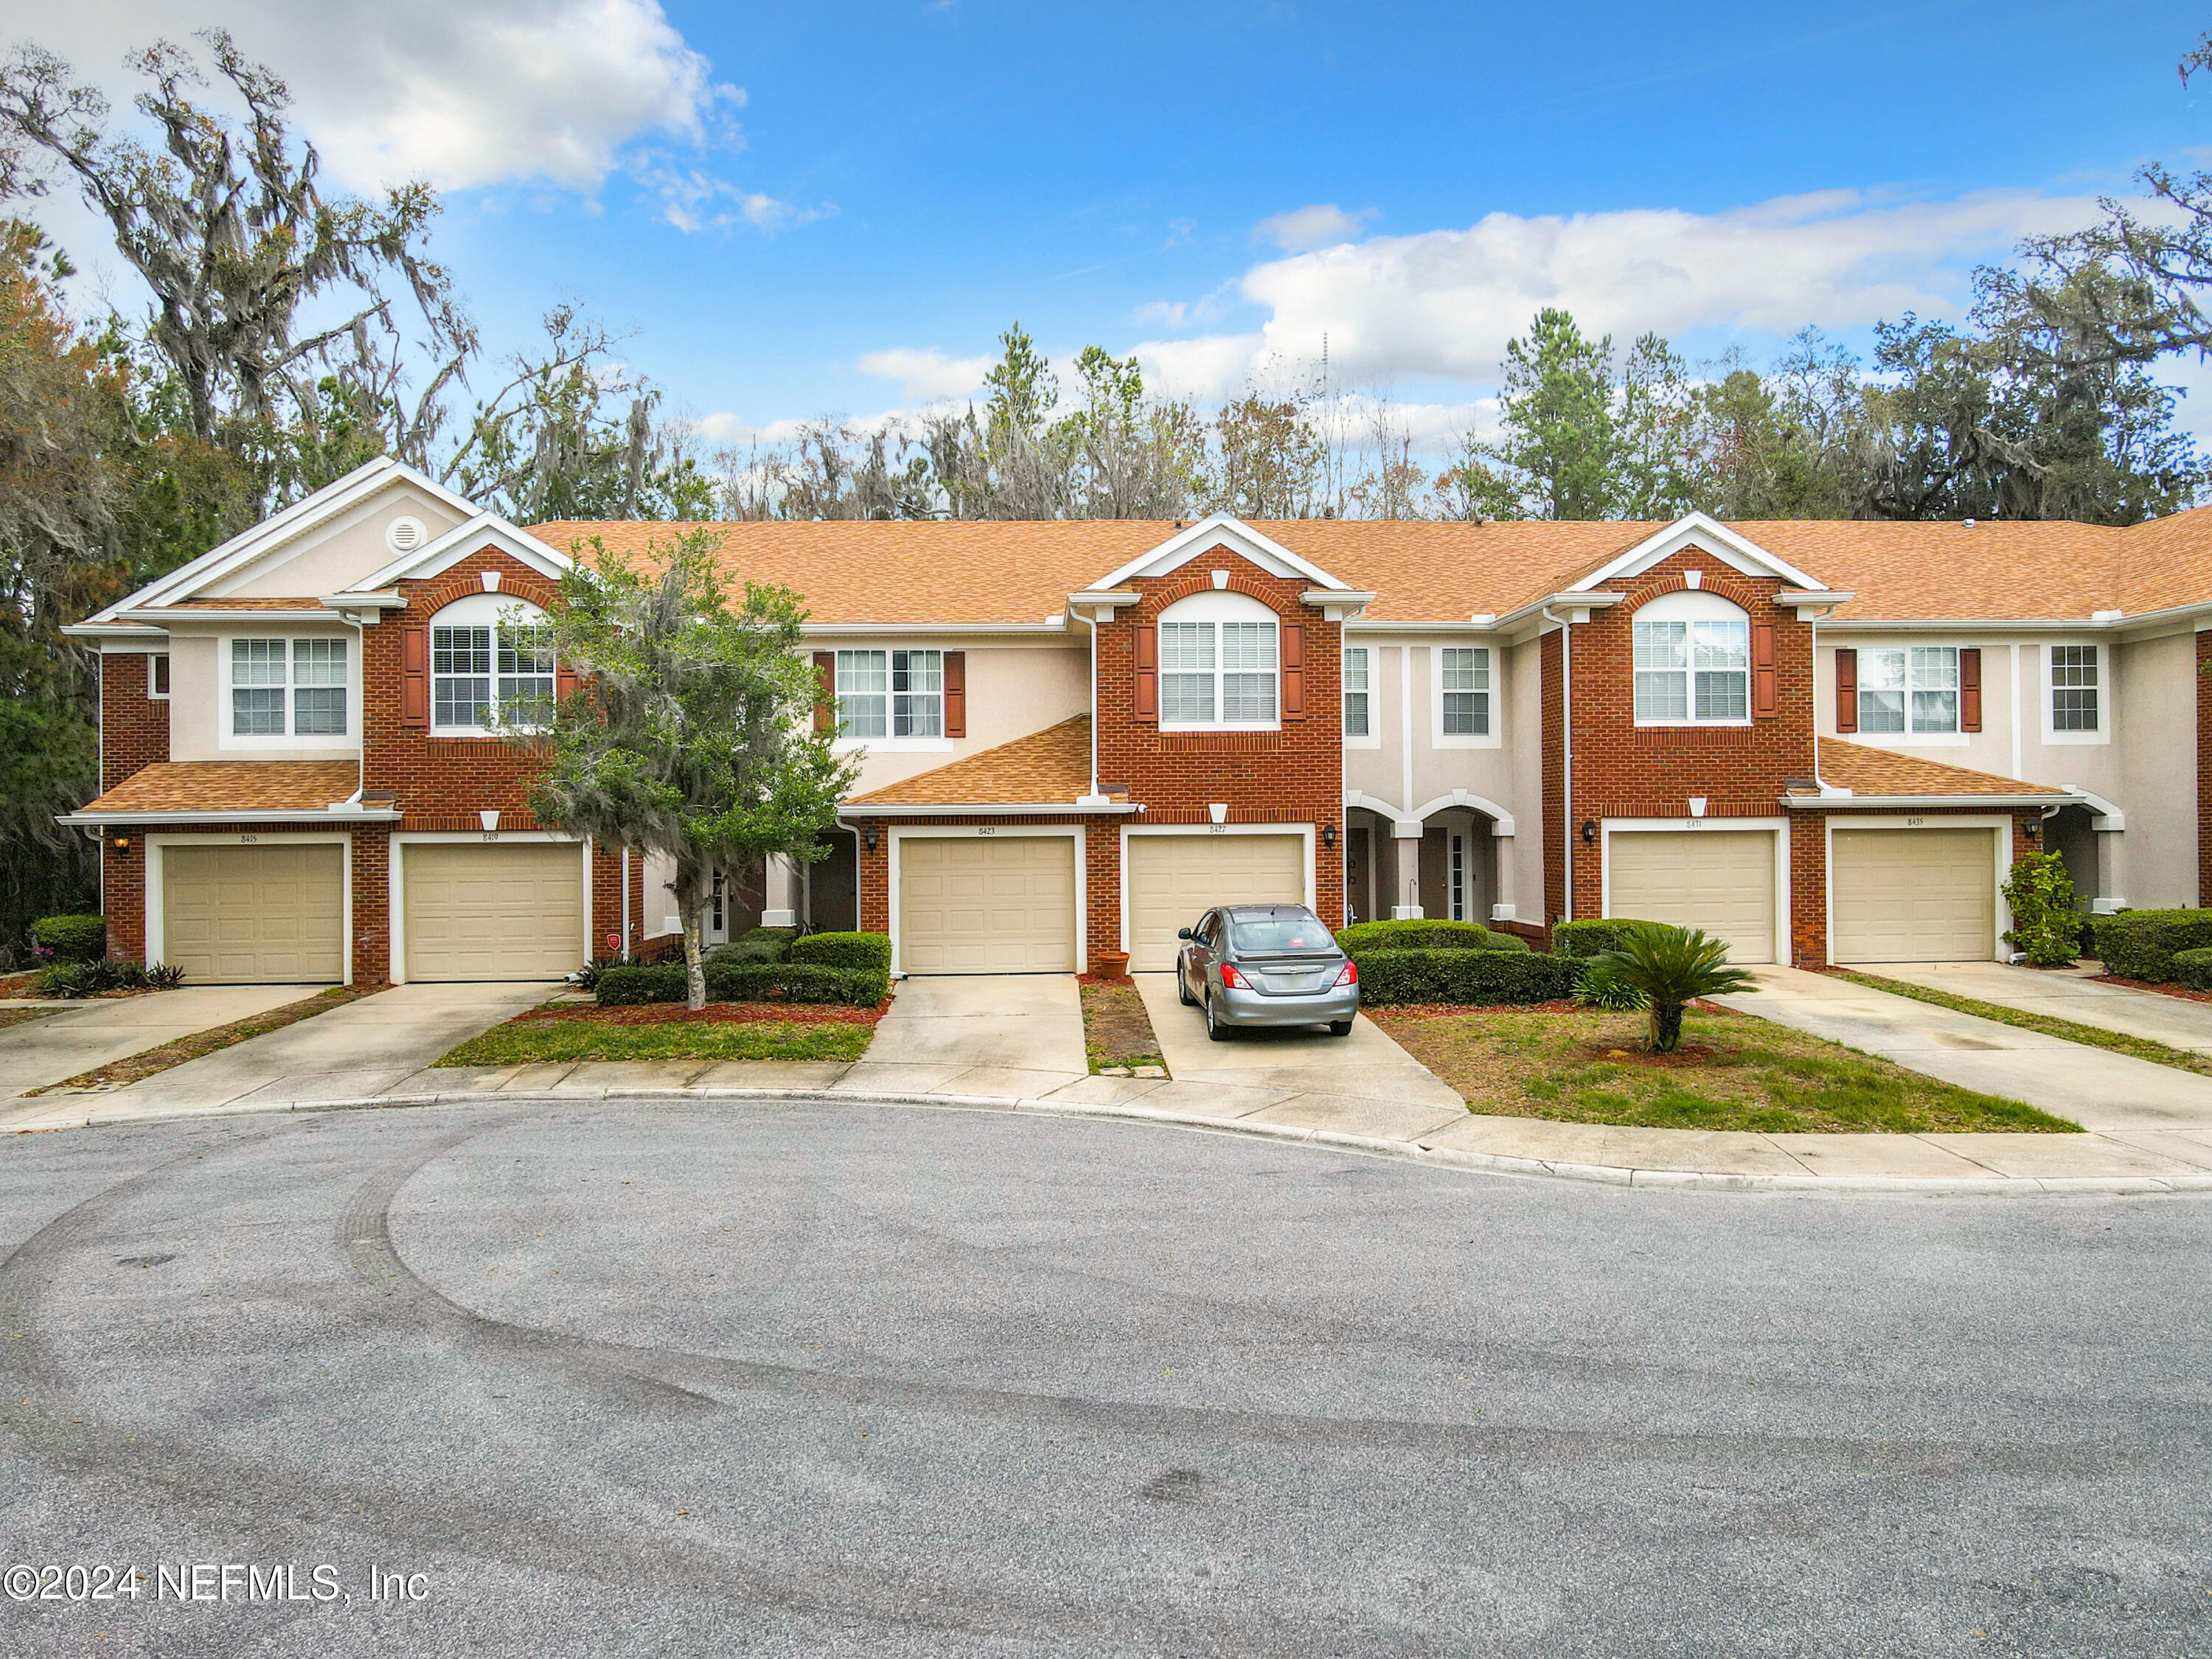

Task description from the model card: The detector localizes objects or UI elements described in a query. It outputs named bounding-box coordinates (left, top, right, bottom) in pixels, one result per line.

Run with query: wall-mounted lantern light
left=1321, top=824, right=1338, bottom=849
left=1580, top=819, right=1599, bottom=845
left=109, top=834, right=132, bottom=857
left=863, top=827, right=880, bottom=853
left=2023, top=817, right=2040, bottom=844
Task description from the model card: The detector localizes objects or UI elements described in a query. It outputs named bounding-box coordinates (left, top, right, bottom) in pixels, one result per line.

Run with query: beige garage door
left=163, top=843, right=344, bottom=983
left=1606, top=830, right=1778, bottom=964
left=404, top=841, right=585, bottom=981
left=898, top=835, right=1077, bottom=973
left=1831, top=827, right=1997, bottom=964
left=1126, top=832, right=1307, bottom=971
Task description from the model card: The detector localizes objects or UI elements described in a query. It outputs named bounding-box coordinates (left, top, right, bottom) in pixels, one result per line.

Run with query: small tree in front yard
left=1588, top=922, right=1756, bottom=1053
left=2001, top=849, right=2083, bottom=967
left=527, top=528, right=858, bottom=1009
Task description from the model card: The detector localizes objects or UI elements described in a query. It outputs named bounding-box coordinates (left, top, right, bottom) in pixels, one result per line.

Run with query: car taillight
left=1334, top=960, right=1357, bottom=987
left=1218, top=963, right=1249, bottom=989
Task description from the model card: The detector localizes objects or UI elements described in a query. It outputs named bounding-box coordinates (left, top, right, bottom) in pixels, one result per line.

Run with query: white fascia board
left=1490, top=591, right=1627, bottom=634
left=58, top=807, right=403, bottom=826
left=321, top=592, right=406, bottom=611
left=1087, top=512, right=1352, bottom=592
left=68, top=623, right=167, bottom=641
left=799, top=619, right=1071, bottom=636
left=1345, top=619, right=1504, bottom=635
left=1781, top=793, right=2068, bottom=810
left=1569, top=513, right=1826, bottom=594
left=361, top=513, right=571, bottom=589
left=1304, top=588, right=1374, bottom=621
left=838, top=801, right=1136, bottom=816
left=119, top=608, right=333, bottom=624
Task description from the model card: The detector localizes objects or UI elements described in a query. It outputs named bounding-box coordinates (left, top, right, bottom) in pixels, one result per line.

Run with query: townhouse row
left=63, top=458, right=2209, bottom=984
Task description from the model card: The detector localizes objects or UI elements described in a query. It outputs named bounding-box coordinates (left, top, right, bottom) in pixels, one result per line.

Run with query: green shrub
left=787, top=931, right=892, bottom=972
left=35, top=956, right=179, bottom=998
left=706, top=925, right=799, bottom=966
left=2088, top=908, right=2212, bottom=982
left=1551, top=919, right=1638, bottom=959
left=1573, top=956, right=1648, bottom=1012
left=596, top=959, right=887, bottom=1008
left=1586, top=922, right=1756, bottom=1052
left=1337, top=919, right=1517, bottom=954
left=2172, top=947, right=2212, bottom=991
left=1354, top=948, right=1582, bottom=1006
left=32, top=913, right=105, bottom=962
left=2001, top=851, right=2082, bottom=967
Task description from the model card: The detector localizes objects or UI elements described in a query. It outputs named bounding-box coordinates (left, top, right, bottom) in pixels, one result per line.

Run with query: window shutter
left=400, top=623, right=429, bottom=728
left=1834, top=647, right=1857, bottom=734
left=1281, top=623, right=1304, bottom=718
left=1960, top=647, right=1982, bottom=732
left=556, top=661, right=580, bottom=701
left=1752, top=623, right=1778, bottom=720
left=1134, top=622, right=1158, bottom=722
left=943, top=650, right=966, bottom=737
left=813, top=651, right=836, bottom=734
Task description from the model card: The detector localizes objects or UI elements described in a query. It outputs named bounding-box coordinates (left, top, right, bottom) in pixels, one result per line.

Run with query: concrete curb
left=18, top=1084, right=2212, bottom=1197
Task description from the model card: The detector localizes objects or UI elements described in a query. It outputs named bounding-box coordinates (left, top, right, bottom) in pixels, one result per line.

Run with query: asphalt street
left=3, top=1097, right=2209, bottom=1656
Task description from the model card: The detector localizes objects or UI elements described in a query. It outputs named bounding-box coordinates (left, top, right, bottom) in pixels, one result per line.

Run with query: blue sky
left=25, top=1, right=2212, bottom=451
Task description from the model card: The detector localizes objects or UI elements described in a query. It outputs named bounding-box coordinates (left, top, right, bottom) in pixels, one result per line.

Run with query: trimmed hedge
left=1354, top=948, right=1582, bottom=1007
left=2089, top=909, right=2212, bottom=983
left=596, top=959, right=886, bottom=1008
left=2174, top=946, right=2212, bottom=992
left=1336, top=919, right=1526, bottom=953
left=788, top=931, right=893, bottom=972
left=1551, top=919, right=1639, bottom=959
left=32, top=913, right=105, bottom=962
left=706, top=925, right=799, bottom=967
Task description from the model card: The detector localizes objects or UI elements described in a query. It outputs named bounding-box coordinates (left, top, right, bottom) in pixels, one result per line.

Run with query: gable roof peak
left=1088, top=512, right=1352, bottom=592
left=1567, top=511, right=1828, bottom=594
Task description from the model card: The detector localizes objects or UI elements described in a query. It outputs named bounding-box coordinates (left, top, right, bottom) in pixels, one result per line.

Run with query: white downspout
left=1090, top=613, right=1100, bottom=798
left=1542, top=605, right=1573, bottom=925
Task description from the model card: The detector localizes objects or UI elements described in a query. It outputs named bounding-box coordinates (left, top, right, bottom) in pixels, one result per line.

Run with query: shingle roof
left=846, top=716, right=1093, bottom=806
left=74, top=762, right=364, bottom=816
left=532, top=509, right=2212, bottom=627
left=159, top=597, right=330, bottom=611
left=1810, top=740, right=2070, bottom=801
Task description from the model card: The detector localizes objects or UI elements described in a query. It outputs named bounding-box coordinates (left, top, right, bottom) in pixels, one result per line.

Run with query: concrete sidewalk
left=1862, top=959, right=2212, bottom=1057
left=0, top=983, right=315, bottom=1099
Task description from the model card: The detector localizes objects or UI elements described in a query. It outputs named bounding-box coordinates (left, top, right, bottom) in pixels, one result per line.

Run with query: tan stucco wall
left=213, top=484, right=467, bottom=600
left=2114, top=629, right=2197, bottom=908
left=162, top=621, right=362, bottom=764
left=821, top=639, right=1089, bottom=796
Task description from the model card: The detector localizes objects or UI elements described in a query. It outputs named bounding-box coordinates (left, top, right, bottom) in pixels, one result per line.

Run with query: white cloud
left=1139, top=188, right=2110, bottom=402
left=636, top=162, right=821, bottom=234
left=855, top=347, right=995, bottom=403
left=1254, top=203, right=1377, bottom=253
left=18, top=0, right=737, bottom=192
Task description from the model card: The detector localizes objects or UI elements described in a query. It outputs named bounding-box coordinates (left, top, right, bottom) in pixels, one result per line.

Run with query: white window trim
left=1852, top=641, right=1969, bottom=748
left=1820, top=815, right=2011, bottom=966
left=1428, top=643, right=1501, bottom=750
left=1599, top=818, right=1790, bottom=965
left=2040, top=641, right=2110, bottom=747
left=1155, top=591, right=1282, bottom=734
left=427, top=594, right=556, bottom=740
left=387, top=831, right=591, bottom=985
left=1117, top=823, right=1317, bottom=956
left=828, top=644, right=956, bottom=754
left=218, top=631, right=358, bottom=752
left=146, top=832, right=353, bottom=985
left=147, top=651, right=170, bottom=700
left=886, top=825, right=1086, bottom=977
left=1342, top=643, right=1380, bottom=750
left=1630, top=591, right=1753, bottom=731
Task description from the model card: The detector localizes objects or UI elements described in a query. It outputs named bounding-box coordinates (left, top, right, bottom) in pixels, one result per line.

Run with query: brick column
left=350, top=827, right=391, bottom=986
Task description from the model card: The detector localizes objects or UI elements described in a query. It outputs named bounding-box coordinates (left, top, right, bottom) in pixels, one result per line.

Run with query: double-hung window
left=1156, top=595, right=1281, bottom=730
left=230, top=638, right=348, bottom=738
left=1343, top=647, right=1371, bottom=737
left=1859, top=646, right=1958, bottom=735
left=835, top=648, right=942, bottom=739
left=432, top=622, right=556, bottom=733
left=1633, top=615, right=1749, bottom=724
left=1439, top=647, right=1490, bottom=736
left=2051, top=645, right=2099, bottom=733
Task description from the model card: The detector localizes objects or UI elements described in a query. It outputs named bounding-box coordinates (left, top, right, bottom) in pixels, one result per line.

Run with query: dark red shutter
left=1960, top=647, right=1982, bottom=732
left=942, top=650, right=966, bottom=737
left=813, top=651, right=836, bottom=734
left=1834, top=646, right=1857, bottom=734
left=1281, top=624, right=1304, bottom=718
left=1134, top=623, right=1158, bottom=722
left=1752, top=623, right=1778, bottom=720
left=401, top=623, right=429, bottom=728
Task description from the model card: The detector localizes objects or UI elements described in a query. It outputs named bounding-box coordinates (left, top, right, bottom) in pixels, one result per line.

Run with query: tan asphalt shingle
left=77, top=762, right=364, bottom=816
left=1814, top=740, right=2067, bottom=800
left=846, top=716, right=1093, bottom=806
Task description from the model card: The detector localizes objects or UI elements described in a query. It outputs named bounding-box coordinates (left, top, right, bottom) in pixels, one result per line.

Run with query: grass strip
left=1080, top=980, right=1166, bottom=1074
left=435, top=1017, right=871, bottom=1066
left=1375, top=1004, right=2080, bottom=1134
left=31, top=987, right=365, bottom=1093
left=1834, top=970, right=2212, bottom=1081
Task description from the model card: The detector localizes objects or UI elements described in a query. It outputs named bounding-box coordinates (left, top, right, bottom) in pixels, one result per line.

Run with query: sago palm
left=1587, top=922, right=1756, bottom=1053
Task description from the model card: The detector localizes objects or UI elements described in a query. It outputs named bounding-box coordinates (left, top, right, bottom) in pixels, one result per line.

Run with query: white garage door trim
left=389, top=832, right=592, bottom=984
left=146, top=832, right=352, bottom=984
left=1824, top=814, right=2011, bottom=966
left=1120, top=824, right=1316, bottom=971
left=890, top=826, right=1086, bottom=975
left=1599, top=818, right=1789, bottom=966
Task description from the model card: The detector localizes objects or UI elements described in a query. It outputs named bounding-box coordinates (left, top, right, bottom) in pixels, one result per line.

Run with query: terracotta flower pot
left=1091, top=950, right=1132, bottom=982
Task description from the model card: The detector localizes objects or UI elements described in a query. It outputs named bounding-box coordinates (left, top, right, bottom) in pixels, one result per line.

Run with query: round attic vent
left=386, top=515, right=426, bottom=554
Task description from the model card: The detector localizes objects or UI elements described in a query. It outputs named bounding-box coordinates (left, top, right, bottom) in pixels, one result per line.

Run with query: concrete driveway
left=0, top=984, right=314, bottom=1099
left=1865, top=959, right=2212, bottom=1055
left=833, top=973, right=1089, bottom=1100
left=1717, top=965, right=2212, bottom=1133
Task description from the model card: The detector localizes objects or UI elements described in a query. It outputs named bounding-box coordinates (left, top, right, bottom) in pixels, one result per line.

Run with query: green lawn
left=435, top=1016, right=872, bottom=1067
left=1375, top=1004, right=2080, bottom=1134
left=1837, top=970, right=2212, bottom=1079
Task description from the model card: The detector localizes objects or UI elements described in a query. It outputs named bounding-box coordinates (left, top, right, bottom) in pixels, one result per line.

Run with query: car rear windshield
left=1228, top=916, right=1335, bottom=954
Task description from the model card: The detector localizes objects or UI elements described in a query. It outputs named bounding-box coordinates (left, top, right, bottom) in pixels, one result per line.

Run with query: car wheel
left=1328, top=1019, right=1353, bottom=1037
left=1178, top=962, right=1196, bottom=1006
left=1205, top=993, right=1231, bottom=1042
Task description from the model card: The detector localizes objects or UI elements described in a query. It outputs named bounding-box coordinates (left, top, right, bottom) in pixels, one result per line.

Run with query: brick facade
left=100, top=650, right=170, bottom=791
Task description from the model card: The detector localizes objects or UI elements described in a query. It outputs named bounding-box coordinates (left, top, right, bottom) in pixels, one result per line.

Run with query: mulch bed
left=517, top=1000, right=884, bottom=1028
left=0, top=970, right=38, bottom=999
left=2101, top=974, right=2212, bottom=1006
left=1079, top=979, right=1164, bottom=1071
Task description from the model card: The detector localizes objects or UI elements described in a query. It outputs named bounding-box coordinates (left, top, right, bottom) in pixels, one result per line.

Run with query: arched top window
left=1631, top=589, right=1750, bottom=727
left=1157, top=590, right=1280, bottom=731
left=429, top=592, right=557, bottom=735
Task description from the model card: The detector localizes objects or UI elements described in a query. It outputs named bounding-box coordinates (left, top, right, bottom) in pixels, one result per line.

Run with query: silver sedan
left=1175, top=903, right=1359, bottom=1040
